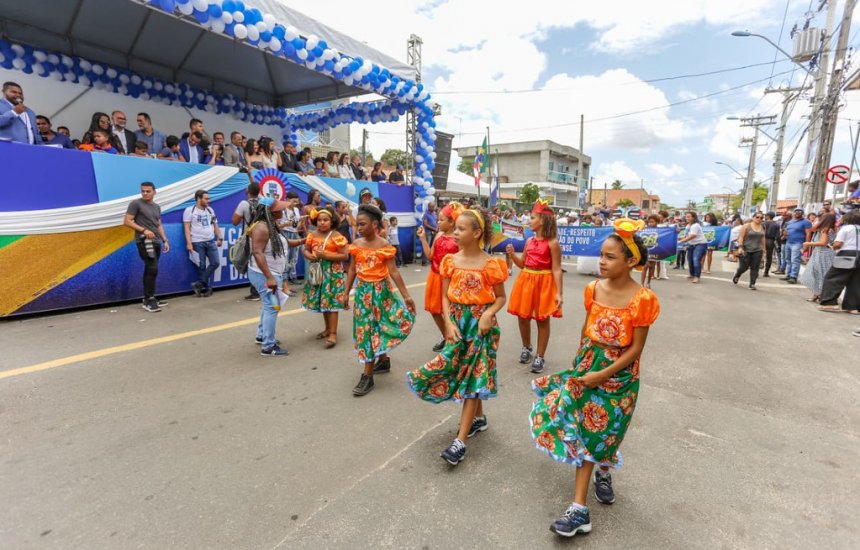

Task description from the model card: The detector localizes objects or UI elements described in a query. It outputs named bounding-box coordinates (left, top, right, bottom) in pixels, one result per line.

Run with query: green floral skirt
left=406, top=303, right=499, bottom=403
left=352, top=279, right=414, bottom=364
left=529, top=338, right=639, bottom=469
left=302, top=260, right=347, bottom=312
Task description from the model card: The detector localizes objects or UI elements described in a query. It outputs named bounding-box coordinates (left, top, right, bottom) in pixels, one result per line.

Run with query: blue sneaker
left=440, top=438, right=467, bottom=466
left=467, top=416, right=488, bottom=438
left=260, top=345, right=289, bottom=357
left=531, top=356, right=545, bottom=374
left=255, top=337, right=282, bottom=346
left=550, top=504, right=592, bottom=538
left=594, top=469, right=616, bottom=504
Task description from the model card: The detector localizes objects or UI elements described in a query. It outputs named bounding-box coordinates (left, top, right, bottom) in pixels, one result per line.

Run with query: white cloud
left=648, top=163, right=686, bottom=178
left=592, top=160, right=642, bottom=186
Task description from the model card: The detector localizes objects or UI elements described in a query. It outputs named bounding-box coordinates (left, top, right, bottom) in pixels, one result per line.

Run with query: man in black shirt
left=762, top=211, right=781, bottom=277
left=124, top=182, right=169, bottom=312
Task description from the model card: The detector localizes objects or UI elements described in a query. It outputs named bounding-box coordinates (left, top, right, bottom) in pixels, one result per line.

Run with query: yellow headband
left=612, top=217, right=645, bottom=265
left=465, top=208, right=486, bottom=248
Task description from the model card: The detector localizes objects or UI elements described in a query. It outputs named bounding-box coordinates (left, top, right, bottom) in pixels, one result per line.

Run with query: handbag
left=306, top=231, right=332, bottom=286
left=832, top=227, right=859, bottom=269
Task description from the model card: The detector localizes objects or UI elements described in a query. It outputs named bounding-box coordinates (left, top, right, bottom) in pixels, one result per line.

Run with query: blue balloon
left=208, top=4, right=222, bottom=17
left=292, top=37, right=305, bottom=50
left=160, top=0, right=176, bottom=12
left=193, top=10, right=209, bottom=23
left=234, top=1, right=245, bottom=12
left=283, top=42, right=295, bottom=57
left=260, top=31, right=271, bottom=42
left=222, top=0, right=236, bottom=12
left=323, top=60, right=334, bottom=72
left=312, top=46, right=323, bottom=58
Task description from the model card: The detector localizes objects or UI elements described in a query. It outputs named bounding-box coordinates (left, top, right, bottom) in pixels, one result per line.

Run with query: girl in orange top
left=406, top=207, right=508, bottom=466
left=417, top=201, right=462, bottom=352
left=345, top=204, right=416, bottom=397
left=529, top=218, right=659, bottom=538
left=302, top=206, right=350, bottom=349
left=505, top=199, right=563, bottom=374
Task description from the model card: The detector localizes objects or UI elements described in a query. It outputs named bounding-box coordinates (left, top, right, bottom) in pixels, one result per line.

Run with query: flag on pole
left=489, top=155, right=499, bottom=206
left=473, top=136, right=488, bottom=187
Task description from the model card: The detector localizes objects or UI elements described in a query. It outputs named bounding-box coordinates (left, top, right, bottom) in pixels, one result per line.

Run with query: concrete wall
left=497, top=151, right=542, bottom=182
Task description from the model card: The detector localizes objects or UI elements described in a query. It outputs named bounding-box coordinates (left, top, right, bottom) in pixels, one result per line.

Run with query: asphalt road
left=1, top=258, right=858, bottom=549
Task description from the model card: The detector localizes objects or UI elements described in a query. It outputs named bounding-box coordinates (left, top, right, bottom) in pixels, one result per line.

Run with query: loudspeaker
left=431, top=131, right=453, bottom=190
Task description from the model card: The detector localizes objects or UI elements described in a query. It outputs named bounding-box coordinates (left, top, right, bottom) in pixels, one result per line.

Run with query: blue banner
left=557, top=226, right=678, bottom=260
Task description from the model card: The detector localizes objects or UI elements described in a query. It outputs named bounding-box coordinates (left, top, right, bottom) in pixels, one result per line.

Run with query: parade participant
left=702, top=212, right=718, bottom=274
left=417, top=201, right=462, bottom=352
left=732, top=212, right=767, bottom=290
left=302, top=206, right=349, bottom=349
left=800, top=213, right=837, bottom=302
left=505, top=198, right=563, bottom=374
left=640, top=214, right=660, bottom=289
left=677, top=212, right=707, bottom=283
left=123, top=182, right=169, bottom=312
left=406, top=207, right=508, bottom=466
left=248, top=198, right=290, bottom=357
left=345, top=204, right=416, bottom=396
left=530, top=217, right=659, bottom=538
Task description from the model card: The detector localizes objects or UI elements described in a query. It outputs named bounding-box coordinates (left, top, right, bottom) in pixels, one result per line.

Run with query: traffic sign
left=826, top=164, right=851, bottom=185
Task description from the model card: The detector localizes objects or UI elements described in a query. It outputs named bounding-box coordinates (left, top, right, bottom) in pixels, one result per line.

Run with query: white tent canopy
left=443, top=168, right=491, bottom=196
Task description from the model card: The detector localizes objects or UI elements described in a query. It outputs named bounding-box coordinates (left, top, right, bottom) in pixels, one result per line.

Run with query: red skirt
left=424, top=270, right=444, bottom=314
left=507, top=269, right=562, bottom=320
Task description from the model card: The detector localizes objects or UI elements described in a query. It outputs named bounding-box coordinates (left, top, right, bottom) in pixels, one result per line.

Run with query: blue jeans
left=192, top=239, right=220, bottom=288
left=778, top=242, right=788, bottom=271
left=248, top=269, right=283, bottom=349
left=786, top=241, right=803, bottom=279
left=688, top=243, right=708, bottom=278
left=283, top=230, right=300, bottom=281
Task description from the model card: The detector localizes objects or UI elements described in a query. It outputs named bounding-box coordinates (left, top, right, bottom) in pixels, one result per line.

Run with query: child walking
left=345, top=204, right=416, bottom=396
left=406, top=208, right=507, bottom=466
left=302, top=206, right=349, bottom=349
left=417, top=201, right=462, bottom=352
left=388, top=216, right=402, bottom=267
left=529, top=218, right=660, bottom=538
left=505, top=198, right=563, bottom=374
left=639, top=214, right=660, bottom=289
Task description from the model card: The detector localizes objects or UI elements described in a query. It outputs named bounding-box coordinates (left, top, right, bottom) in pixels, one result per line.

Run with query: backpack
left=229, top=221, right=259, bottom=275
left=242, top=198, right=259, bottom=230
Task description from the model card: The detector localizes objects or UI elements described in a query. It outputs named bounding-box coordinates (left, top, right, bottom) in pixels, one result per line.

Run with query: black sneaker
left=550, top=504, right=592, bottom=538
left=440, top=438, right=467, bottom=465
left=202, top=286, right=214, bottom=297
left=519, top=346, right=533, bottom=364
left=531, top=356, right=545, bottom=374
left=142, top=299, right=161, bottom=313
left=787, top=278, right=797, bottom=284
left=260, top=345, right=289, bottom=357
left=593, top=469, right=616, bottom=504
left=244, top=293, right=261, bottom=301
left=372, top=356, right=391, bottom=374
left=779, top=276, right=790, bottom=281
left=255, top=337, right=282, bottom=346
left=192, top=281, right=205, bottom=297
left=467, top=416, right=488, bottom=438
left=352, top=374, right=375, bottom=396
left=432, top=339, right=446, bottom=353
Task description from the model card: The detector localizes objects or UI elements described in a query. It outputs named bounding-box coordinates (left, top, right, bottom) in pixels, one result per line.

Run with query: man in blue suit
left=0, top=81, right=40, bottom=144
left=179, top=130, right=206, bottom=163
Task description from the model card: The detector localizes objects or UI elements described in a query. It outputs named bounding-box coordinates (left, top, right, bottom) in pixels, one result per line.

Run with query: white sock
left=568, top=502, right=587, bottom=512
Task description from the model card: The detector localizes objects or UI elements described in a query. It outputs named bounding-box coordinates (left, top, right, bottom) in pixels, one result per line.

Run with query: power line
left=429, top=59, right=792, bottom=96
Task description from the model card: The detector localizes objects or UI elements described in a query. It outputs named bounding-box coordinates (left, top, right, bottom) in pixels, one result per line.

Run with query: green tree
left=618, top=198, right=635, bottom=208
left=518, top=183, right=541, bottom=206
left=457, top=156, right=473, bottom=176
left=659, top=202, right=673, bottom=212
left=610, top=179, right=624, bottom=190
left=730, top=182, right=769, bottom=212
left=349, top=148, right=374, bottom=163
left=380, top=148, right=409, bottom=167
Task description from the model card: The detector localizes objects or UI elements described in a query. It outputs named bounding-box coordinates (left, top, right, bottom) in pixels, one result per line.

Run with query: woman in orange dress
left=505, top=198, right=563, bottom=374
left=417, top=201, right=462, bottom=352
left=530, top=218, right=659, bottom=538
left=406, top=208, right=507, bottom=466
left=302, top=206, right=349, bottom=348
left=345, top=204, right=416, bottom=397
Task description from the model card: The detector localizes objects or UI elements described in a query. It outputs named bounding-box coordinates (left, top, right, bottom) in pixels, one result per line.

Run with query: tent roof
left=0, top=0, right=415, bottom=108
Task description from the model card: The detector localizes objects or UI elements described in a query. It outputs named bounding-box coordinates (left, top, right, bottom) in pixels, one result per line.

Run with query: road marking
left=1, top=282, right=427, bottom=381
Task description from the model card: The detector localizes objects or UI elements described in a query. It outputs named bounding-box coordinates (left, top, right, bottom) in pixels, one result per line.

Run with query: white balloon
left=78, top=76, right=90, bottom=86
left=296, top=48, right=308, bottom=60
left=119, top=74, right=130, bottom=83
left=284, top=25, right=297, bottom=41
left=193, top=0, right=208, bottom=11
left=346, top=181, right=356, bottom=197
left=79, top=59, right=92, bottom=71
left=221, top=12, right=233, bottom=24
left=10, top=44, right=25, bottom=56
left=263, top=13, right=276, bottom=30
left=233, top=10, right=244, bottom=23
left=61, top=55, right=74, bottom=68
left=178, top=2, right=194, bottom=15
left=233, top=24, right=248, bottom=39
left=269, top=37, right=282, bottom=51
left=47, top=54, right=59, bottom=64
left=131, top=75, right=141, bottom=85
left=246, top=25, right=259, bottom=41
left=306, top=34, right=319, bottom=50
left=427, top=187, right=436, bottom=195
left=210, top=19, right=225, bottom=33
left=33, top=51, right=47, bottom=62
left=92, top=64, right=104, bottom=75
left=106, top=68, right=117, bottom=78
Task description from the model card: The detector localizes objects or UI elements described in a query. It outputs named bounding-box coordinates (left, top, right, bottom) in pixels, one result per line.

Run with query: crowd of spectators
left=1, top=80, right=411, bottom=185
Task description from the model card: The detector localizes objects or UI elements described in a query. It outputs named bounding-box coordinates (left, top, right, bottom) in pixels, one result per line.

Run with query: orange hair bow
left=612, top=217, right=645, bottom=265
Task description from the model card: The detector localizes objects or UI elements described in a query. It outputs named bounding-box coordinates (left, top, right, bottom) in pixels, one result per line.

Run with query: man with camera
left=0, top=81, right=40, bottom=145
left=124, top=182, right=170, bottom=312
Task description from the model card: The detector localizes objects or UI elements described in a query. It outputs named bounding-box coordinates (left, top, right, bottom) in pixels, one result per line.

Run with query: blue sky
left=297, top=0, right=860, bottom=207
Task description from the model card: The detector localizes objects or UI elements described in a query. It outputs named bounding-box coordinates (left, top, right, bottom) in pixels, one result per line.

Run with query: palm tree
left=610, top=179, right=624, bottom=190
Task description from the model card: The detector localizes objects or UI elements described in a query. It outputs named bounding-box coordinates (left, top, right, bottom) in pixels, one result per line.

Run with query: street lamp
left=731, top=30, right=815, bottom=77
left=714, top=161, right=745, bottom=179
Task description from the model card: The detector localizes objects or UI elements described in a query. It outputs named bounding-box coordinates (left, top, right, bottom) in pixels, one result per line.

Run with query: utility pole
left=809, top=0, right=857, bottom=204
left=765, top=86, right=810, bottom=211
left=361, top=128, right=367, bottom=165
left=579, top=114, right=585, bottom=208
left=736, top=114, right=777, bottom=214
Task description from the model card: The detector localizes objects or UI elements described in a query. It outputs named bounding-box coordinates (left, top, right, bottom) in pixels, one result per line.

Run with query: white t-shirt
left=388, top=225, right=400, bottom=245
left=835, top=224, right=860, bottom=251
left=183, top=205, right=217, bottom=242
left=686, top=222, right=708, bottom=245
left=187, top=140, right=199, bottom=164
left=250, top=232, right=288, bottom=274
left=730, top=225, right=742, bottom=243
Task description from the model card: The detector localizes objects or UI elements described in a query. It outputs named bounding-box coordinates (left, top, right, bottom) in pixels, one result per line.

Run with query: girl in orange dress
left=505, top=198, right=563, bottom=374
left=406, top=208, right=508, bottom=466
left=302, top=206, right=350, bottom=349
left=345, top=204, right=416, bottom=397
left=529, top=218, right=659, bottom=538
left=417, top=201, right=462, bottom=352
